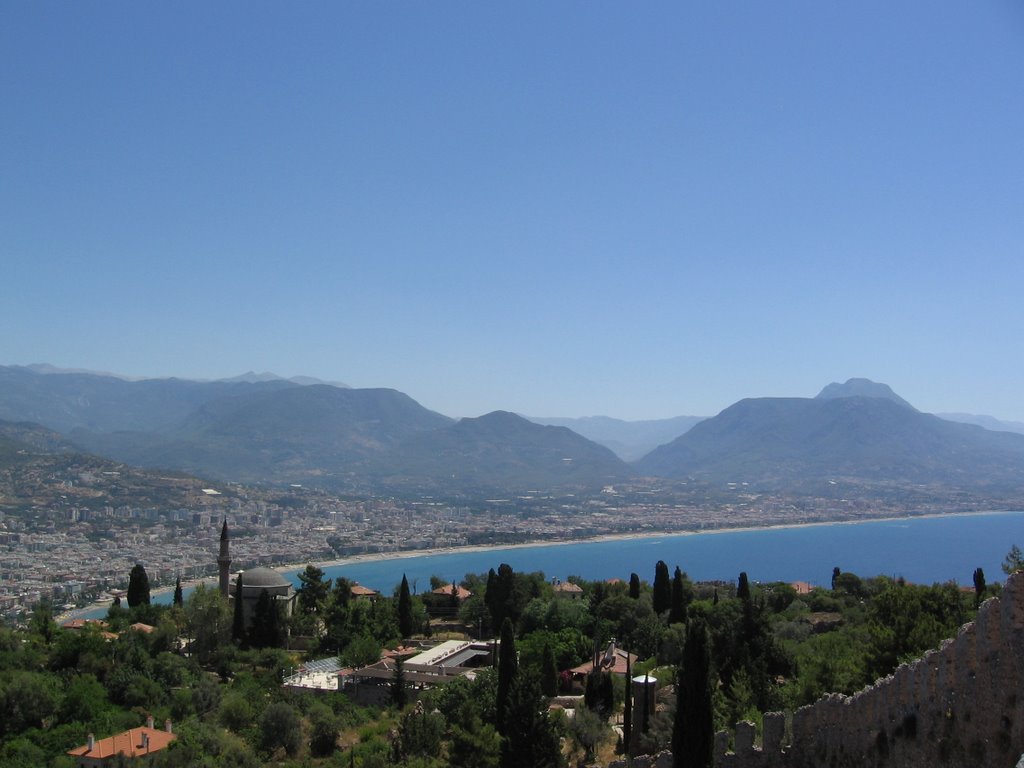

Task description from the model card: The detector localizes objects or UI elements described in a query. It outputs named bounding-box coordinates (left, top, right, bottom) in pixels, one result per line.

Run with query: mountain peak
left=815, top=378, right=915, bottom=410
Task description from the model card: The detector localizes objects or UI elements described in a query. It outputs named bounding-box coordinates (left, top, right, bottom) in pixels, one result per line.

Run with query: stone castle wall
left=613, top=572, right=1024, bottom=768
left=715, top=572, right=1024, bottom=768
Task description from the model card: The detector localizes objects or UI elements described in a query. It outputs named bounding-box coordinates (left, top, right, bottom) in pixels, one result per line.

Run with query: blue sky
left=2, top=3, right=1023, bottom=421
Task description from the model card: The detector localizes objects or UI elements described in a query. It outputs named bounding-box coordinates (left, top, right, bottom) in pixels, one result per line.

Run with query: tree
left=501, top=670, right=565, bottom=768
left=485, top=568, right=499, bottom=633
left=249, top=588, right=282, bottom=649
left=259, top=701, right=302, bottom=757
left=1002, top=544, right=1024, bottom=575
left=487, top=563, right=524, bottom=631
left=232, top=572, right=246, bottom=646
left=629, top=573, right=641, bottom=600
left=29, top=597, right=55, bottom=644
left=398, top=574, right=414, bottom=638
left=308, top=701, right=340, bottom=757
left=737, top=571, right=751, bottom=603
left=320, top=577, right=353, bottom=653
left=173, top=575, right=183, bottom=606
left=185, top=583, right=230, bottom=665
left=449, top=717, right=502, bottom=768
left=340, top=633, right=382, bottom=668
left=392, top=655, right=408, bottom=709
left=569, top=704, right=611, bottom=764
left=297, top=564, right=331, bottom=615
left=496, top=617, right=518, bottom=733
left=674, top=617, right=714, bottom=768
left=393, top=702, right=445, bottom=761
left=831, top=566, right=841, bottom=590
left=670, top=566, right=693, bottom=624
left=973, top=567, right=986, bottom=607
left=653, top=561, right=671, bottom=615
left=540, top=640, right=558, bottom=697
left=127, top=563, right=151, bottom=607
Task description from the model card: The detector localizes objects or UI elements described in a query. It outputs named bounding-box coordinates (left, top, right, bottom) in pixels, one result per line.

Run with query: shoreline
left=66, top=508, right=1021, bottom=620
left=267, top=508, right=1019, bottom=577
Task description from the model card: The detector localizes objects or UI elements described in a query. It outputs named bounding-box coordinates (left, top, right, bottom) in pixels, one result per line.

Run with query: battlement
left=715, top=572, right=1024, bottom=768
left=615, top=572, right=1024, bottom=768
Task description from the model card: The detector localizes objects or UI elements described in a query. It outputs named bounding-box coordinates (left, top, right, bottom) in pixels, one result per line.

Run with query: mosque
left=217, top=520, right=296, bottom=627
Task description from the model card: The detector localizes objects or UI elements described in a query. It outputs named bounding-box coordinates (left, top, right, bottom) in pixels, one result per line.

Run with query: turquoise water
left=84, top=511, right=1022, bottom=617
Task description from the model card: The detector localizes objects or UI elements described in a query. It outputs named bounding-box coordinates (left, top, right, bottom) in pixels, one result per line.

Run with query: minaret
left=218, top=519, right=232, bottom=599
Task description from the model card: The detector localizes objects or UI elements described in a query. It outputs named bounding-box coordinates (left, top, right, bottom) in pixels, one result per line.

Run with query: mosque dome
left=237, top=567, right=291, bottom=590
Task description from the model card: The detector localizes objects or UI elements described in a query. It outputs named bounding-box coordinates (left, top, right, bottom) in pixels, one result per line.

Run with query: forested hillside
left=3, top=551, right=1014, bottom=767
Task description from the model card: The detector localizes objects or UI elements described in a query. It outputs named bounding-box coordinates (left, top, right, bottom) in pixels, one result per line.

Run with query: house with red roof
left=67, top=717, right=176, bottom=766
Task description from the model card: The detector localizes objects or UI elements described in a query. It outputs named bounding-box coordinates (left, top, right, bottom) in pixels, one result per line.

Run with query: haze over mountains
left=526, top=414, right=705, bottom=462
left=2, top=364, right=1024, bottom=501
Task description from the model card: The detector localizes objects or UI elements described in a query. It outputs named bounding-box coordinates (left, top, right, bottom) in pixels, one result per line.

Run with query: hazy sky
left=3, top=3, right=1023, bottom=421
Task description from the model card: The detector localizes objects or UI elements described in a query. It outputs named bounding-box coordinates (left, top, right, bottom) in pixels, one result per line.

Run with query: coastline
left=66, top=508, right=1020, bottom=620
left=268, top=508, right=1016, bottom=577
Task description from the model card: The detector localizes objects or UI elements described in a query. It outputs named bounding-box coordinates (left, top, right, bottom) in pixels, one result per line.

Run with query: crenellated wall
left=715, top=572, right=1024, bottom=768
left=614, top=572, right=1024, bottom=768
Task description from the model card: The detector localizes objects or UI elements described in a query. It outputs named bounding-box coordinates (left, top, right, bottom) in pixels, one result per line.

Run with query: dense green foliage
left=1, top=550, right=1001, bottom=767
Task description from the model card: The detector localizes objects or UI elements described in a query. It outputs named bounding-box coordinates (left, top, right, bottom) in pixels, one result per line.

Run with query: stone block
left=762, top=712, right=786, bottom=753
left=734, top=720, right=756, bottom=753
left=714, top=729, right=730, bottom=763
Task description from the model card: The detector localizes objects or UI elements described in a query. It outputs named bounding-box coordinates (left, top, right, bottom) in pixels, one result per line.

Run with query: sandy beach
left=66, top=508, right=1014, bottom=621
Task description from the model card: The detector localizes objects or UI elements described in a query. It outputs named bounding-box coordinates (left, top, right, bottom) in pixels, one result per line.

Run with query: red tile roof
left=67, top=726, right=176, bottom=760
left=430, top=583, right=472, bottom=600
left=568, top=647, right=638, bottom=677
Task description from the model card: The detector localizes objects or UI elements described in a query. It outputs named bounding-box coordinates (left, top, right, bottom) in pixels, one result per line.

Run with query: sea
left=89, top=510, right=1024, bottom=616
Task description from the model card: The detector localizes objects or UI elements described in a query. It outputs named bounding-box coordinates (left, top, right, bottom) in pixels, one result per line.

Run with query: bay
left=310, top=510, right=1024, bottom=593
left=81, top=510, right=1024, bottom=617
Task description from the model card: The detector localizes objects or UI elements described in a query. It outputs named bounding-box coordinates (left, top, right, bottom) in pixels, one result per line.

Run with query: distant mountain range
left=1, top=365, right=1023, bottom=501
left=935, top=413, right=1024, bottom=436
left=637, top=379, right=1024, bottom=496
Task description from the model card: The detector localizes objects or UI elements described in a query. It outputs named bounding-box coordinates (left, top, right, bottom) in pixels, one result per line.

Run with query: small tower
left=217, top=519, right=232, bottom=599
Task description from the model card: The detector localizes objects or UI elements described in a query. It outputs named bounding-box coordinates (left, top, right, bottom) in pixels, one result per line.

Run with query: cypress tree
left=831, top=566, right=841, bottom=590
left=496, top=617, right=518, bottom=733
left=126, top=563, right=151, bottom=607
left=232, top=572, right=247, bottom=645
left=584, top=669, right=599, bottom=711
left=392, top=655, right=408, bottom=709
left=653, top=560, right=671, bottom=616
left=737, top=571, right=751, bottom=602
left=629, top=572, right=641, bottom=600
left=251, top=587, right=281, bottom=648
left=398, top=574, right=414, bottom=638
left=674, top=617, right=714, bottom=768
left=973, top=567, right=986, bottom=607
left=670, top=566, right=689, bottom=624
left=495, top=563, right=517, bottom=626
left=600, top=670, right=614, bottom=715
left=485, top=568, right=499, bottom=634
left=173, top=575, right=183, bottom=606
left=541, top=641, right=558, bottom=697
